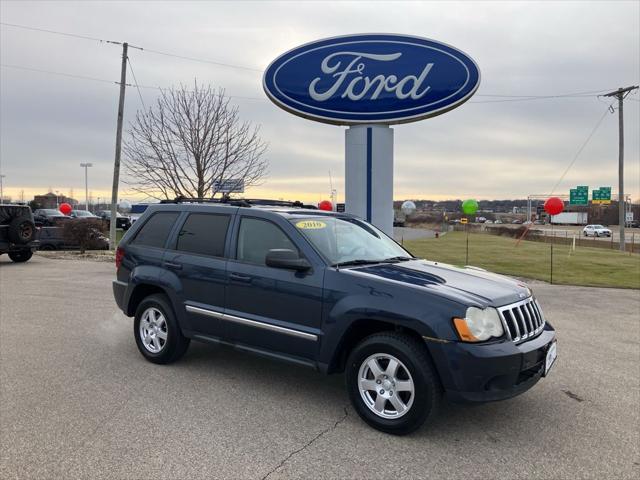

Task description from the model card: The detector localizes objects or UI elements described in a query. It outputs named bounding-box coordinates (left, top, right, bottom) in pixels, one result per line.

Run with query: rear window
left=131, top=212, right=179, bottom=248
left=176, top=213, right=230, bottom=257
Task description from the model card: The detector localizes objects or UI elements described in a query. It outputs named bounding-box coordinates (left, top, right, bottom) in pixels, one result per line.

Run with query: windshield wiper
left=381, top=256, right=414, bottom=262
left=332, top=259, right=385, bottom=268
left=332, top=256, right=414, bottom=268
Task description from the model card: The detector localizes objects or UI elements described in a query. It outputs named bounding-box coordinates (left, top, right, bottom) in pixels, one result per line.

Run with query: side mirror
left=265, top=249, right=311, bottom=272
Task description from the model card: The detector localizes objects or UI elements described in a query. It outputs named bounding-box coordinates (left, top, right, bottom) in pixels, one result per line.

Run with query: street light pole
left=80, top=163, right=93, bottom=210
left=0, top=174, right=5, bottom=203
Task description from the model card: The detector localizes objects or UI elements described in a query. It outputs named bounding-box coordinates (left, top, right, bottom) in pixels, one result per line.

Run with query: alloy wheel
left=358, top=353, right=415, bottom=419
left=139, top=307, right=168, bottom=354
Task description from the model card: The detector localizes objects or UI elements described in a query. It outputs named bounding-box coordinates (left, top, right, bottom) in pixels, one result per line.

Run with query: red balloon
left=59, top=203, right=72, bottom=215
left=544, top=197, right=564, bottom=216
left=318, top=200, right=333, bottom=211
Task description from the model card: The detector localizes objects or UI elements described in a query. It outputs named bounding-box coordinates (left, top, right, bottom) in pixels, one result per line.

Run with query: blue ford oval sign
left=263, top=34, right=480, bottom=125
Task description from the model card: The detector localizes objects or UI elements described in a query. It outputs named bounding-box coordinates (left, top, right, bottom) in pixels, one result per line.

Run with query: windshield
left=73, top=210, right=95, bottom=217
left=593, top=225, right=605, bottom=229
left=290, top=216, right=412, bottom=266
left=41, top=209, right=64, bottom=215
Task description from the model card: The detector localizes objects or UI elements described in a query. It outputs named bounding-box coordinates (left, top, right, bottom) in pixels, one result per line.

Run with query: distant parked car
left=625, top=220, right=639, bottom=228
left=38, top=222, right=108, bottom=251
left=129, top=204, right=151, bottom=224
left=96, top=210, right=131, bottom=230
left=511, top=219, right=523, bottom=224
left=493, top=219, right=503, bottom=224
left=534, top=220, right=545, bottom=225
left=70, top=210, right=98, bottom=219
left=484, top=219, right=493, bottom=224
left=33, top=209, right=70, bottom=226
left=583, top=224, right=612, bottom=237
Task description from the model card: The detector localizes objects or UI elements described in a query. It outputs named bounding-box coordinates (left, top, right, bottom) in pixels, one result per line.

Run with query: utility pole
left=80, top=163, right=93, bottom=211
left=110, top=42, right=128, bottom=249
left=604, top=85, right=639, bottom=252
left=0, top=174, right=5, bottom=203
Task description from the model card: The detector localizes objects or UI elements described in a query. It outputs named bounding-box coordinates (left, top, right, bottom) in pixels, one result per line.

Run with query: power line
left=0, top=63, right=265, bottom=101
left=0, top=63, right=117, bottom=85
left=0, top=21, right=106, bottom=43
left=469, top=93, right=605, bottom=104
left=1, top=21, right=262, bottom=72
left=475, top=89, right=612, bottom=98
left=548, top=103, right=613, bottom=196
left=127, top=57, right=147, bottom=110
left=142, top=48, right=262, bottom=72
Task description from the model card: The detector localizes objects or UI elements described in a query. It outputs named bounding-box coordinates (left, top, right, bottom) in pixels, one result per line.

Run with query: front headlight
left=453, top=307, right=504, bottom=342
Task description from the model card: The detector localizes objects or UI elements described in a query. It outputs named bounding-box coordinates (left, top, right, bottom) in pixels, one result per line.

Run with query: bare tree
left=123, top=82, right=268, bottom=199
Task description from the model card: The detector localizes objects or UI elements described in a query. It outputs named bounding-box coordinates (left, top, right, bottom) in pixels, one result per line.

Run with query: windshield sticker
left=296, top=220, right=327, bottom=230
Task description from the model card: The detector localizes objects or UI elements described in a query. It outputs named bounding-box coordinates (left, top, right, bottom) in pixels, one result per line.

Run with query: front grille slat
left=515, top=306, right=529, bottom=339
left=525, top=302, right=539, bottom=330
left=498, top=297, right=546, bottom=344
left=521, top=305, right=534, bottom=334
left=506, top=310, right=520, bottom=340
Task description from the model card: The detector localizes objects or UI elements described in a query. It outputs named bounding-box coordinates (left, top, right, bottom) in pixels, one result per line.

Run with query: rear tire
left=134, top=294, right=190, bottom=364
left=345, top=332, right=442, bottom=435
left=8, top=250, right=33, bottom=263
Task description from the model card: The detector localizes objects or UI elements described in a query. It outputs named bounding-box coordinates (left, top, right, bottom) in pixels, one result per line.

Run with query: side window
left=176, top=213, right=230, bottom=257
left=131, top=212, right=179, bottom=248
left=236, top=217, right=297, bottom=266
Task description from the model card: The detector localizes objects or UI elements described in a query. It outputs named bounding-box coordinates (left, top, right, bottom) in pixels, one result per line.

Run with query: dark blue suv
left=113, top=199, right=557, bottom=434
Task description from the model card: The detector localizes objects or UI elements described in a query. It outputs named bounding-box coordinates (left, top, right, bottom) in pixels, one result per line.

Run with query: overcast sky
left=1, top=0, right=639, bottom=205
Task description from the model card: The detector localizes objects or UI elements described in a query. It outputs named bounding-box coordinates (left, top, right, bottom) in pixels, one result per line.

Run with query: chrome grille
left=497, top=297, right=546, bottom=343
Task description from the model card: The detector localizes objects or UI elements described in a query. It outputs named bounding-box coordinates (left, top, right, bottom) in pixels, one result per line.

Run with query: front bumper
left=429, top=325, right=556, bottom=403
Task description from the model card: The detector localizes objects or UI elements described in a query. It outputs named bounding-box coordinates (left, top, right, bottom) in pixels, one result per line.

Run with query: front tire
left=134, top=294, right=190, bottom=364
left=8, top=250, right=33, bottom=263
left=345, top=332, right=442, bottom=435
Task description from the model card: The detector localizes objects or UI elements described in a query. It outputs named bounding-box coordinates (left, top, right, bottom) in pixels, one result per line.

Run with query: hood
left=347, top=260, right=532, bottom=307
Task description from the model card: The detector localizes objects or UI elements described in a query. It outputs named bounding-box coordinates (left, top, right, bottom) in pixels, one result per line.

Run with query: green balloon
left=461, top=199, right=479, bottom=215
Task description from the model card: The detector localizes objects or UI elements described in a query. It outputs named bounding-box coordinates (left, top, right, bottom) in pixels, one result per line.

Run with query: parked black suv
left=0, top=204, right=37, bottom=262
left=113, top=199, right=557, bottom=434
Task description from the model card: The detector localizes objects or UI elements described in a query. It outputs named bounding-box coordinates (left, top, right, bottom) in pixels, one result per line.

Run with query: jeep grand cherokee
left=113, top=199, right=557, bottom=435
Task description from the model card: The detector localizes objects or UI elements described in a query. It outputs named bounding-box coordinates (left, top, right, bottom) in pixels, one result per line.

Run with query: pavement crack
left=261, top=406, right=349, bottom=480
left=562, top=390, right=585, bottom=402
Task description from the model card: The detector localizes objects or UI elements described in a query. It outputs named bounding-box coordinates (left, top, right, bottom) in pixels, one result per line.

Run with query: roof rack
left=159, top=196, right=318, bottom=209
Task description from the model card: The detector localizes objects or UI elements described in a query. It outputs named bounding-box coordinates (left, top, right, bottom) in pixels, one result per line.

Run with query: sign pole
left=465, top=223, right=469, bottom=265
left=345, top=125, right=394, bottom=236
left=550, top=222, right=554, bottom=284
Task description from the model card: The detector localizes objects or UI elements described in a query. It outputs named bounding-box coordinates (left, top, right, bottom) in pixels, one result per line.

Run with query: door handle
left=229, top=272, right=252, bottom=283
left=163, top=261, right=183, bottom=270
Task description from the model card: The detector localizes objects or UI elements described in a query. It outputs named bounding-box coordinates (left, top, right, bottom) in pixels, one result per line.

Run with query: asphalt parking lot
left=1, top=255, right=639, bottom=479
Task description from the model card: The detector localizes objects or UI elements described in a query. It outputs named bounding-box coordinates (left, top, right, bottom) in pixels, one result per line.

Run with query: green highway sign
left=570, top=185, right=589, bottom=205
left=592, top=186, right=612, bottom=205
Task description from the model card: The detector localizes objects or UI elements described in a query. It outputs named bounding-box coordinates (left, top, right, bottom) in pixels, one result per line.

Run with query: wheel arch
left=326, top=319, right=429, bottom=374
left=126, top=283, right=169, bottom=316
